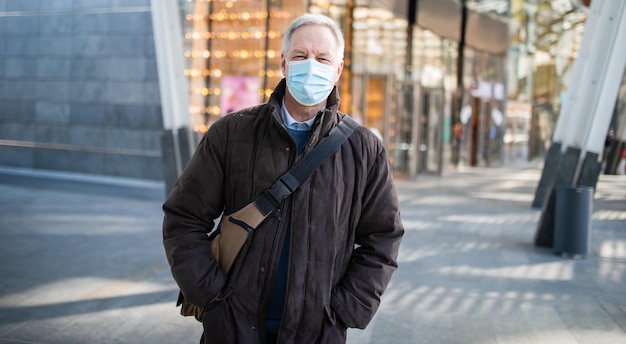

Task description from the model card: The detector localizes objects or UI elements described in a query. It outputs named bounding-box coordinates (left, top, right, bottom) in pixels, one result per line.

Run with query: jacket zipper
left=257, top=124, right=296, bottom=344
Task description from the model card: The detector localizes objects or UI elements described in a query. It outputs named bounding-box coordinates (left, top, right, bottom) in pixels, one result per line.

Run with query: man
left=163, top=13, right=404, bottom=344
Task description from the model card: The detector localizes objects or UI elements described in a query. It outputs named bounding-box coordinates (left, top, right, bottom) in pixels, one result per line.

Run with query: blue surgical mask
left=287, top=59, right=336, bottom=106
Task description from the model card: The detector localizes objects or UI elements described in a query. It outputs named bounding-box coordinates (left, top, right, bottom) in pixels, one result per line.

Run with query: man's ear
left=335, top=60, right=344, bottom=84
left=280, top=53, right=287, bottom=78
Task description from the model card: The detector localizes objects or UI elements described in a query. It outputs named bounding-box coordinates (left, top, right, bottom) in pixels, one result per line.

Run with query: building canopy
left=370, top=0, right=509, bottom=55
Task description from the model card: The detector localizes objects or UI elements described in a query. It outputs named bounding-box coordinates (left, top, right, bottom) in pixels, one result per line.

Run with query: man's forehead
left=291, top=23, right=333, bottom=36
left=288, top=26, right=336, bottom=52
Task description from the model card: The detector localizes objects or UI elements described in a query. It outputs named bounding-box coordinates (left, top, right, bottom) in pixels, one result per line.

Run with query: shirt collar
left=281, top=98, right=318, bottom=131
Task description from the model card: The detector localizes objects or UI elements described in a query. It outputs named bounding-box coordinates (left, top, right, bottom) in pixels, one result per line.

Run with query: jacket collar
left=268, top=79, right=341, bottom=137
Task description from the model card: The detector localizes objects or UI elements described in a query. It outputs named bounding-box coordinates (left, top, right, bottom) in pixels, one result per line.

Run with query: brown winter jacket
left=163, top=79, right=404, bottom=343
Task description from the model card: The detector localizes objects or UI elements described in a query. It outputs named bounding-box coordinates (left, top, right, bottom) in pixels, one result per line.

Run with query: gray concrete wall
left=0, top=0, right=164, bottom=180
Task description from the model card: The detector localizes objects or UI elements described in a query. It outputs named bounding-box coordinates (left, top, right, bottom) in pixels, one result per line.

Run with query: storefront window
left=351, top=6, right=407, bottom=129
left=467, top=0, right=510, bottom=18
left=182, top=0, right=304, bottom=133
left=456, top=49, right=507, bottom=167
left=179, top=0, right=510, bottom=174
left=310, top=1, right=411, bottom=172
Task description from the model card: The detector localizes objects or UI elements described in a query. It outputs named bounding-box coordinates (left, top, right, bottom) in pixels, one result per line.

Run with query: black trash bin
left=553, top=185, right=593, bottom=259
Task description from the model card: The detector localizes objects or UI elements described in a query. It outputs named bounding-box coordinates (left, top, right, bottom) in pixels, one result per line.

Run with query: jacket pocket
left=320, top=303, right=347, bottom=343
left=202, top=296, right=236, bottom=344
left=324, top=303, right=337, bottom=326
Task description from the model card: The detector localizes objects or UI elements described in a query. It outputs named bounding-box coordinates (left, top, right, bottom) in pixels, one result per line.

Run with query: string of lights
left=182, top=0, right=298, bottom=133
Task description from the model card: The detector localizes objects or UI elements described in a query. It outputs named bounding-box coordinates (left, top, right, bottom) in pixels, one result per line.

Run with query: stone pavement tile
left=0, top=167, right=624, bottom=344
left=518, top=304, right=579, bottom=344
left=554, top=300, right=626, bottom=344
left=598, top=299, right=626, bottom=333
left=0, top=170, right=199, bottom=344
left=347, top=168, right=626, bottom=344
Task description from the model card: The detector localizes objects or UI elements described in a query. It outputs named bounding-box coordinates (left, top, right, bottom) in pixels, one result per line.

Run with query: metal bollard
left=553, top=185, right=593, bottom=259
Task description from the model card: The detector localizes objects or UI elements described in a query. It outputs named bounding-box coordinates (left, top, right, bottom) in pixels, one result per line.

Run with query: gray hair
left=282, top=14, right=345, bottom=62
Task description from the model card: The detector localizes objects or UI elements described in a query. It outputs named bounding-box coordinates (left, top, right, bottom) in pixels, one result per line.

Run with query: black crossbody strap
left=255, top=115, right=359, bottom=215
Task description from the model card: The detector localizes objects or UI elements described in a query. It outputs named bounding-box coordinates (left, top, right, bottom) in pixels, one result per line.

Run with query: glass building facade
left=2, top=0, right=609, bottom=181
left=179, top=0, right=511, bottom=177
left=0, top=0, right=164, bottom=180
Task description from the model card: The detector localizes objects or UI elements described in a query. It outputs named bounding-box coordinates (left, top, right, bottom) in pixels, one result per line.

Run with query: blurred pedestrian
left=162, top=13, right=404, bottom=344
left=618, top=147, right=626, bottom=175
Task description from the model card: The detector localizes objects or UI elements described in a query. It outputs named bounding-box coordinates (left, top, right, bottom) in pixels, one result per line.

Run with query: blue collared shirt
left=281, top=99, right=317, bottom=131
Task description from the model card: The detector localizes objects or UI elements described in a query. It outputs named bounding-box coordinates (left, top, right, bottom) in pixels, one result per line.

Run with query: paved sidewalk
left=0, top=165, right=624, bottom=344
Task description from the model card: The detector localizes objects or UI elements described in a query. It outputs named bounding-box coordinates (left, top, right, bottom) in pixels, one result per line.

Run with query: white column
left=150, top=0, right=191, bottom=174
left=578, top=3, right=626, bottom=156
left=551, top=0, right=626, bottom=176
left=551, top=0, right=600, bottom=145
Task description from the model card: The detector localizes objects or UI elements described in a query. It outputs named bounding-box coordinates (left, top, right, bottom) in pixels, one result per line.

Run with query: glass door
left=418, top=87, right=445, bottom=174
